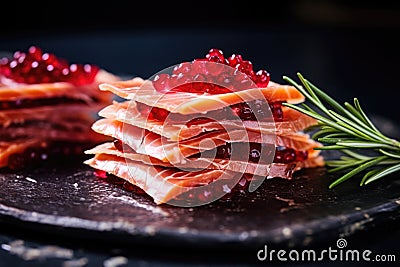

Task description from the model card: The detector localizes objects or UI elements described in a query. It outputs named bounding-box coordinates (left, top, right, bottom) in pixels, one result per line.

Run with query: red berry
left=191, top=59, right=209, bottom=76
left=283, top=148, right=296, bottom=163
left=270, top=102, right=284, bottom=121
left=150, top=48, right=271, bottom=95
left=236, top=60, right=254, bottom=76
left=227, top=54, right=243, bottom=67
left=113, top=139, right=124, bottom=151
left=254, top=69, right=270, bottom=87
left=152, top=73, right=170, bottom=92
left=150, top=107, right=170, bottom=121
left=296, top=150, right=308, bottom=161
left=216, top=144, right=231, bottom=158
left=205, top=48, right=224, bottom=61
left=172, top=62, right=191, bottom=76
left=28, top=46, right=42, bottom=60
left=0, top=46, right=99, bottom=86
left=94, top=169, right=108, bottom=179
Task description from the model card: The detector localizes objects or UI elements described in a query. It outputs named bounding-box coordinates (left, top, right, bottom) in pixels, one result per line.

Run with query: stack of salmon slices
left=84, top=49, right=324, bottom=205
left=0, top=46, right=119, bottom=169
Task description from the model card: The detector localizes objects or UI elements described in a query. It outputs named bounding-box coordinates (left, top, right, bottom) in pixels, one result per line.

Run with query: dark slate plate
left=0, top=117, right=400, bottom=252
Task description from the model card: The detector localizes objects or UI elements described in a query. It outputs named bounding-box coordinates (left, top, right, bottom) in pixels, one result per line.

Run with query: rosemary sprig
left=283, top=73, right=400, bottom=188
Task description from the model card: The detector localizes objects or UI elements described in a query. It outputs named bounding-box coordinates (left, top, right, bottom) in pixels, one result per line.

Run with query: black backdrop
left=1, top=0, right=400, bottom=126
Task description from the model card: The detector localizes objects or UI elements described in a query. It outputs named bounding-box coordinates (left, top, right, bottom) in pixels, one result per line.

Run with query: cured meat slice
left=0, top=46, right=120, bottom=169
left=91, top=118, right=260, bottom=163
left=98, top=100, right=317, bottom=140
left=91, top=118, right=321, bottom=163
left=84, top=48, right=325, bottom=205
left=0, top=105, right=101, bottom=127
left=0, top=70, right=117, bottom=102
left=85, top=142, right=323, bottom=177
left=84, top=152, right=323, bottom=204
left=99, top=79, right=305, bottom=114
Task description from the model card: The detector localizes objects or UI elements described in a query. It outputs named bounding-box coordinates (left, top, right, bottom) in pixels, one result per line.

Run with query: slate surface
left=0, top=158, right=399, bottom=249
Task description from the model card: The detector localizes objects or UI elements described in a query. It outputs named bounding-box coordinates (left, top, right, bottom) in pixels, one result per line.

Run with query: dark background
left=1, top=0, right=400, bottom=125
left=1, top=1, right=399, bottom=266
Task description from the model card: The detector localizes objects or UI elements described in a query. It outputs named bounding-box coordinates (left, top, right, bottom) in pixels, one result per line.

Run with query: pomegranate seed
left=150, top=106, right=170, bottom=121
left=211, top=85, right=232, bottom=94
left=28, top=46, right=42, bottom=60
left=94, top=169, right=108, bottom=179
left=217, top=74, right=234, bottom=89
left=172, top=62, right=191, bottom=76
left=249, top=147, right=261, bottom=163
left=0, top=46, right=98, bottom=86
left=296, top=150, right=308, bottom=161
left=205, top=56, right=225, bottom=76
left=136, top=101, right=152, bottom=117
left=270, top=102, right=284, bottom=121
left=283, top=148, right=296, bottom=163
left=236, top=60, right=254, bottom=76
left=169, top=73, right=192, bottom=90
left=254, top=69, right=270, bottom=87
left=150, top=49, right=270, bottom=95
left=190, top=59, right=209, bottom=76
left=274, top=147, right=303, bottom=163
left=230, top=102, right=255, bottom=120
left=137, top=102, right=170, bottom=121
left=205, top=48, right=224, bottom=61
left=152, top=73, right=170, bottom=92
left=190, top=81, right=205, bottom=93
left=237, top=176, right=249, bottom=189
left=274, top=148, right=284, bottom=163
left=227, top=54, right=243, bottom=67
left=232, top=69, right=253, bottom=91
left=113, top=139, right=124, bottom=151
left=216, top=144, right=231, bottom=158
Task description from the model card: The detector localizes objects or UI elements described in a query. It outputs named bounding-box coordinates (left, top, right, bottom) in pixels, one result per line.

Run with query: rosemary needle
left=283, top=73, right=400, bottom=188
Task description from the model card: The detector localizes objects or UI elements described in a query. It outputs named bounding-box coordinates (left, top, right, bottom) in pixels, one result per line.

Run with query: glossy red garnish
left=151, top=48, right=270, bottom=94
left=136, top=100, right=283, bottom=122
left=0, top=46, right=99, bottom=86
left=274, top=147, right=308, bottom=164
left=269, top=101, right=283, bottom=121
left=136, top=102, right=170, bottom=121
left=191, top=143, right=307, bottom=164
left=113, top=139, right=124, bottom=151
left=94, top=169, right=108, bottom=179
left=113, top=139, right=136, bottom=153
